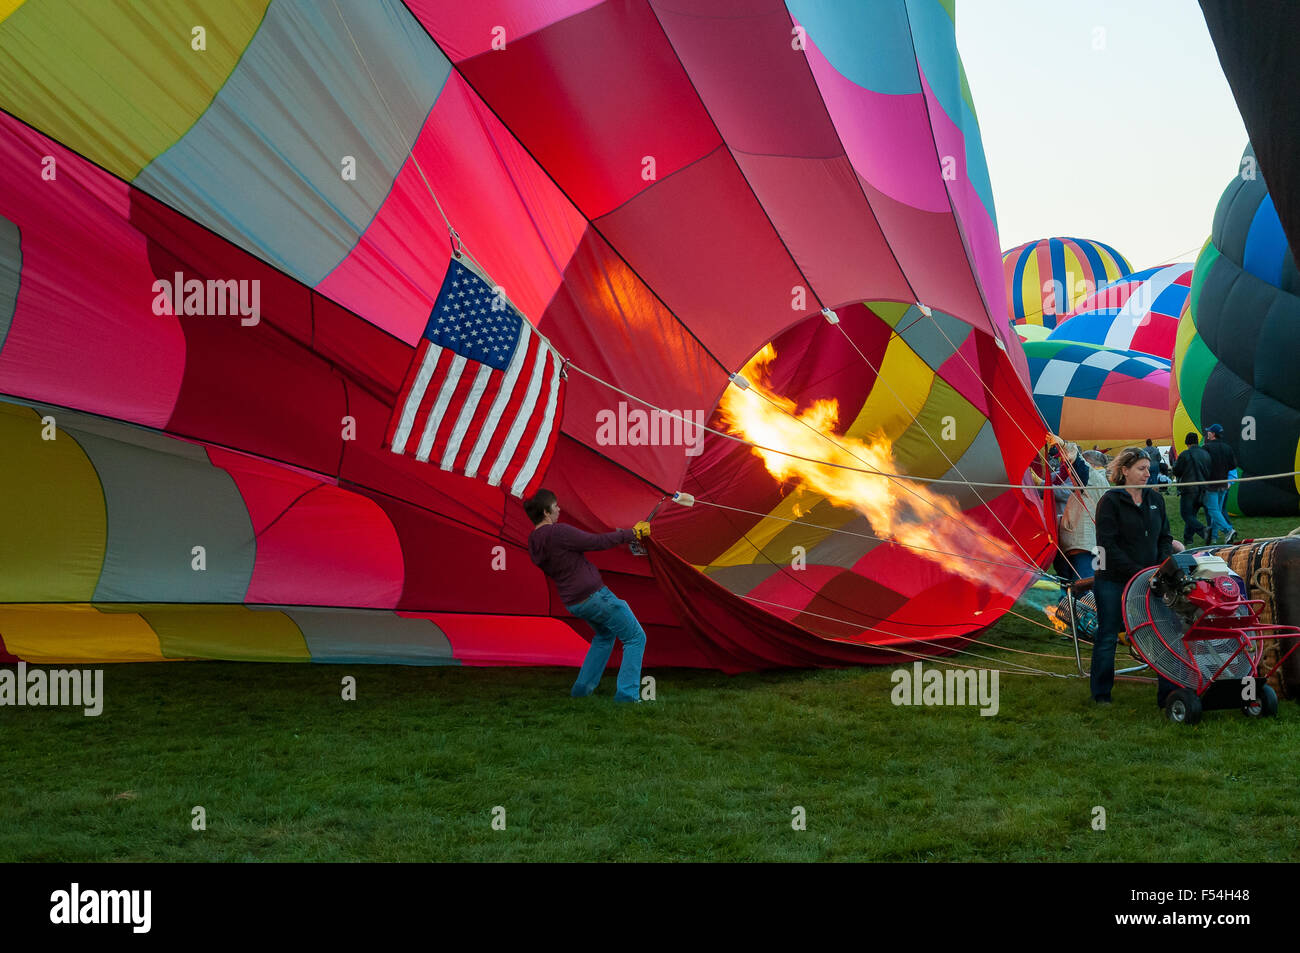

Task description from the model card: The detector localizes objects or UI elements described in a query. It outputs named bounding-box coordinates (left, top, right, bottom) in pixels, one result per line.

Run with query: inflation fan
left=1123, top=553, right=1300, bottom=724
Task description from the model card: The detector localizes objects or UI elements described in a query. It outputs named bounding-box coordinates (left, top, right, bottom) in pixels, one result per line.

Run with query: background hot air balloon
left=0, top=0, right=1051, bottom=669
left=1003, top=237, right=1132, bottom=328
left=1014, top=324, right=1051, bottom=344
left=1025, top=339, right=1171, bottom=448
left=1045, top=263, right=1193, bottom=361
left=1172, top=145, right=1300, bottom=515
left=1200, top=1, right=1300, bottom=257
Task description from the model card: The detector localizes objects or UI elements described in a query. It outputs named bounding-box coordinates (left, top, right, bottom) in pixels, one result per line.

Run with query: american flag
left=385, top=256, right=566, bottom=498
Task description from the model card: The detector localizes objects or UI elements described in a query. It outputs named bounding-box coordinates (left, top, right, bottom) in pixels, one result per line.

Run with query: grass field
left=3, top=503, right=1298, bottom=862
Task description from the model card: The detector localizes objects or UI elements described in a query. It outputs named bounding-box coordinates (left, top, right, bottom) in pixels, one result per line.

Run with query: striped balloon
left=1003, top=237, right=1132, bottom=328
left=1046, top=263, right=1193, bottom=360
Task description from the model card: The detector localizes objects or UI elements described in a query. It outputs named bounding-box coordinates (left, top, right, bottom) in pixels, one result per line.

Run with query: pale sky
left=956, top=0, right=1248, bottom=271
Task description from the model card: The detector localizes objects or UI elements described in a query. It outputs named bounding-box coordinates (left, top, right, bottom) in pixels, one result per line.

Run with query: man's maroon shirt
left=528, top=522, right=634, bottom=607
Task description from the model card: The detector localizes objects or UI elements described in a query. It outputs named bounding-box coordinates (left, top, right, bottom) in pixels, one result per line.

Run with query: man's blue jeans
left=1203, top=488, right=1233, bottom=539
left=565, top=586, right=646, bottom=702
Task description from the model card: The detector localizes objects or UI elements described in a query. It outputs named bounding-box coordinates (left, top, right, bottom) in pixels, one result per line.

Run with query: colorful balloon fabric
left=1172, top=145, right=1300, bottom=515
left=1046, top=263, right=1192, bottom=361
left=1003, top=237, right=1132, bottom=328
left=1200, top=2, right=1300, bottom=258
left=0, top=0, right=1051, bottom=670
left=1014, top=324, right=1051, bottom=344
left=1026, top=340, right=1172, bottom=447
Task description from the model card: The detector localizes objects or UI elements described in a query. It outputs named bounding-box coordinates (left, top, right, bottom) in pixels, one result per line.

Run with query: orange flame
left=718, top=344, right=1001, bottom=585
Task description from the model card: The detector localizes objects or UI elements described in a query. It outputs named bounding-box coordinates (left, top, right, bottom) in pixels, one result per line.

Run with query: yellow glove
left=634, top=521, right=652, bottom=540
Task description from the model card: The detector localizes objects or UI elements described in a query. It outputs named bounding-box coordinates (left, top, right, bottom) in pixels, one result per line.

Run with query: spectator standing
left=1172, top=432, right=1212, bottom=545
left=1093, top=449, right=1176, bottom=706
left=1141, top=439, right=1162, bottom=485
left=1059, top=451, right=1109, bottom=581
left=1202, top=424, right=1238, bottom=544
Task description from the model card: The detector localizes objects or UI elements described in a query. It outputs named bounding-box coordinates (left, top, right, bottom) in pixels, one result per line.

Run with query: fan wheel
left=1166, top=688, right=1203, bottom=725
left=1242, top=684, right=1279, bottom=718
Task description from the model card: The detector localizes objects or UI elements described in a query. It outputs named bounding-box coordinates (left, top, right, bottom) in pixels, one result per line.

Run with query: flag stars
left=424, top=267, right=526, bottom=373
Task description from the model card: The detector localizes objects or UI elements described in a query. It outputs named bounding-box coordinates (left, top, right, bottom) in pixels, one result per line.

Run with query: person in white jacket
left=1058, top=445, right=1109, bottom=581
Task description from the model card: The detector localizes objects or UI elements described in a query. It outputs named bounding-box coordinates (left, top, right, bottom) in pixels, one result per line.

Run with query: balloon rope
left=736, top=385, right=1038, bottom=574
left=908, top=312, right=1300, bottom=494
left=687, top=497, right=1087, bottom=659
left=568, top=362, right=1300, bottom=493
left=331, top=0, right=493, bottom=279
left=567, top=360, right=1046, bottom=576
left=738, top=594, right=1074, bottom=678
left=693, top=497, right=1085, bottom=656
left=686, top=497, right=1034, bottom=575
left=997, top=604, right=1093, bottom=641
left=959, top=636, right=1080, bottom=661
left=938, top=611, right=1084, bottom=659
left=560, top=362, right=1002, bottom=488
left=921, top=307, right=1063, bottom=467
left=828, top=320, right=1048, bottom=574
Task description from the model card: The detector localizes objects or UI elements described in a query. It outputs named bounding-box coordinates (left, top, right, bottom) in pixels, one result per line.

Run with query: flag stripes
left=385, top=257, right=565, bottom=498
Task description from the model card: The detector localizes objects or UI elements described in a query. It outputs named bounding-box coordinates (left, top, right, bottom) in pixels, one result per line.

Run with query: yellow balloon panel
left=707, top=490, right=811, bottom=570
left=131, top=604, right=311, bottom=662
left=0, top=404, right=106, bottom=601
left=0, top=604, right=164, bottom=663
left=0, top=0, right=269, bottom=179
left=845, top=334, right=934, bottom=444
left=888, top=377, right=983, bottom=480
left=1171, top=402, right=1197, bottom=450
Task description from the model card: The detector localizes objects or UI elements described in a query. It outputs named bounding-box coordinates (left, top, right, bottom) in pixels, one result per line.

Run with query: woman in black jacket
left=1091, top=447, right=1177, bottom=704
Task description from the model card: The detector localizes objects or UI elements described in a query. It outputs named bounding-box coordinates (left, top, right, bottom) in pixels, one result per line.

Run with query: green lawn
left=3, top=504, right=1298, bottom=863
